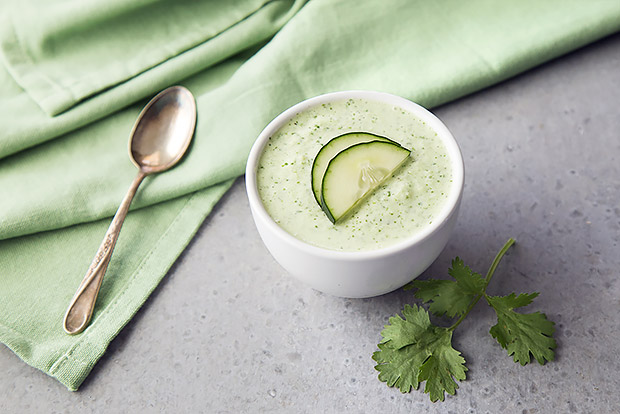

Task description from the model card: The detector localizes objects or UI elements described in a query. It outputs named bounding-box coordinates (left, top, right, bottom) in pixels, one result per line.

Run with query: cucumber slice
left=320, top=141, right=410, bottom=223
left=311, top=132, right=397, bottom=205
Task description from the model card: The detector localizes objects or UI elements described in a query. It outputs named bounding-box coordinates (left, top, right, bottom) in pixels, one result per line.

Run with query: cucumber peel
left=311, top=132, right=398, bottom=204
left=318, top=140, right=410, bottom=223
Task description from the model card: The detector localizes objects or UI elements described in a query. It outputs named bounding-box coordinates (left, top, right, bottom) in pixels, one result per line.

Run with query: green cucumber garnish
left=311, top=132, right=397, bottom=205
left=319, top=140, right=410, bottom=223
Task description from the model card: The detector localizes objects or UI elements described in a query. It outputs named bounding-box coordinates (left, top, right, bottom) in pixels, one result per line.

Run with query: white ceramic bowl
left=245, top=91, right=464, bottom=298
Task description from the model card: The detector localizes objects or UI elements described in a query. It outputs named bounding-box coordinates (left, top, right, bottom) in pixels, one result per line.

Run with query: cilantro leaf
left=373, top=342, right=428, bottom=393
left=378, top=303, right=434, bottom=349
left=373, top=304, right=467, bottom=401
left=407, top=258, right=486, bottom=318
left=418, top=340, right=467, bottom=402
left=486, top=293, right=556, bottom=365
left=374, top=239, right=556, bottom=403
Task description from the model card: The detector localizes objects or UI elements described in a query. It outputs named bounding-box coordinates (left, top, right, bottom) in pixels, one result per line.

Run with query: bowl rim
left=245, top=90, right=464, bottom=260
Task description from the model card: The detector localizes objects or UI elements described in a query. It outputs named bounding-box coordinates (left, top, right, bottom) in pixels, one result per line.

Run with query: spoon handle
left=63, top=171, right=147, bottom=335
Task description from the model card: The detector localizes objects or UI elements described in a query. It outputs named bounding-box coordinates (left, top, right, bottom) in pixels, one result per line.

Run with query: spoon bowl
left=130, top=86, right=196, bottom=173
left=63, top=86, right=196, bottom=335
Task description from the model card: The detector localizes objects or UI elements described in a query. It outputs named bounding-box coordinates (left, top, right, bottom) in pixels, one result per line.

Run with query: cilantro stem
left=447, top=238, right=515, bottom=331
left=484, top=238, right=516, bottom=284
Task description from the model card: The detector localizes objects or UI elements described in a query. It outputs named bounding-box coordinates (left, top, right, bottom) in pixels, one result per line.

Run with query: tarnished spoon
left=63, top=86, right=196, bottom=335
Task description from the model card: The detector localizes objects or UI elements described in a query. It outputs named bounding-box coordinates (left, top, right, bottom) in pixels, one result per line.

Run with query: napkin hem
left=0, top=13, right=76, bottom=115
left=0, top=0, right=302, bottom=117
left=0, top=180, right=234, bottom=391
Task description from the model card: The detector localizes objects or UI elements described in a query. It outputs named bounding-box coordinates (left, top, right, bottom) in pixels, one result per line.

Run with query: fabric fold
left=0, top=180, right=234, bottom=391
left=0, top=0, right=305, bottom=116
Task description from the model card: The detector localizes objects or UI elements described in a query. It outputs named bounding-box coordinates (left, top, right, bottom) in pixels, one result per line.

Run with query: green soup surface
left=257, top=98, right=453, bottom=252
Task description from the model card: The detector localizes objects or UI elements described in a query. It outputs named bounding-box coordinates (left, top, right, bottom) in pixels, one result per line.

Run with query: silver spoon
left=63, top=86, right=196, bottom=335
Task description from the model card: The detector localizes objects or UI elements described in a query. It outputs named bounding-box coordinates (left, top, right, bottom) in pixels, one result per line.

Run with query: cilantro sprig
left=373, top=238, right=556, bottom=402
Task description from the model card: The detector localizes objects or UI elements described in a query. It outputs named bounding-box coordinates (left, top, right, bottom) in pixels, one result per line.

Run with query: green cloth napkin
left=1, top=0, right=619, bottom=391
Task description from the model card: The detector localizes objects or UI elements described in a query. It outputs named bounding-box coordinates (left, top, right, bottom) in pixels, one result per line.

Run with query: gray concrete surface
left=2, top=32, right=619, bottom=413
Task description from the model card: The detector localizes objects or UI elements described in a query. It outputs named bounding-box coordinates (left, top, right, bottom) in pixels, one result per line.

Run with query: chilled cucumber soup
left=257, top=98, right=453, bottom=252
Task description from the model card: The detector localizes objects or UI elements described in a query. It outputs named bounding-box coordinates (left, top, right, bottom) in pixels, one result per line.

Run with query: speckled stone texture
left=2, top=33, right=619, bottom=414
